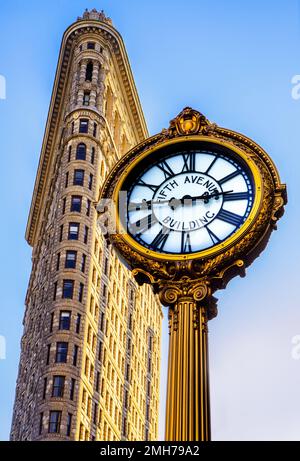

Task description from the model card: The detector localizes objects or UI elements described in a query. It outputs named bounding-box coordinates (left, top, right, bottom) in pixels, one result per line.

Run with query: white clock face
left=124, top=147, right=254, bottom=254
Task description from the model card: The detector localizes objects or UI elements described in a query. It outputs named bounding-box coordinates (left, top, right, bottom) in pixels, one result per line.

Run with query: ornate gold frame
left=99, top=108, right=287, bottom=293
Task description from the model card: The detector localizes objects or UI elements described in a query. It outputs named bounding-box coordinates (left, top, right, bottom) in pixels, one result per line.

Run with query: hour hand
left=128, top=199, right=152, bottom=211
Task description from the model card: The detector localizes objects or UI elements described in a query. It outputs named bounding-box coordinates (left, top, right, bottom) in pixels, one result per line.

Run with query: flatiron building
left=10, top=9, right=162, bottom=441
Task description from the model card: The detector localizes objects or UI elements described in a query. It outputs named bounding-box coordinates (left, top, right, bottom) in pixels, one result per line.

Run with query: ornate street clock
left=98, top=108, right=286, bottom=441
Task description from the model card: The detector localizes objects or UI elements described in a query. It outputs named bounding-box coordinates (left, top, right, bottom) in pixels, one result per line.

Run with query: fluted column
left=160, top=281, right=215, bottom=441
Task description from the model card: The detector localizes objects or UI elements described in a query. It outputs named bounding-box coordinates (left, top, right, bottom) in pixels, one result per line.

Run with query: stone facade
left=10, top=10, right=162, bottom=441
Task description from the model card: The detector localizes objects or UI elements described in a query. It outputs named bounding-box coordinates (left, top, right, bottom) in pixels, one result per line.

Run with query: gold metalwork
left=99, top=107, right=287, bottom=441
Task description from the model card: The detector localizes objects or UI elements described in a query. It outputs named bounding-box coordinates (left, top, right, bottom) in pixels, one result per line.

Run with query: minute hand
left=128, top=190, right=233, bottom=210
left=189, top=190, right=234, bottom=202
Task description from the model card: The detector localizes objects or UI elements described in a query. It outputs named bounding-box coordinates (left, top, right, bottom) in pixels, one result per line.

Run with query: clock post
left=98, top=107, right=287, bottom=441
left=161, top=281, right=215, bottom=441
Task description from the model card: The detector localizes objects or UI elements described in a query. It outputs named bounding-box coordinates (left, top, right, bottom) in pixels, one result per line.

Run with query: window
left=76, top=313, right=81, bottom=334
left=93, top=403, right=98, bottom=424
left=68, top=223, right=79, bottom=240
left=48, top=411, right=62, bottom=434
left=65, top=172, right=69, bottom=188
left=73, top=345, right=78, bottom=366
left=53, top=282, right=57, bottom=301
left=84, top=226, right=89, bottom=244
left=73, top=169, right=84, bottom=186
left=59, top=311, right=71, bottom=330
left=88, top=174, right=93, bottom=190
left=100, top=312, right=104, bottom=332
left=95, top=371, right=100, bottom=392
left=67, top=413, right=72, bottom=437
left=122, top=417, right=127, bottom=437
left=93, top=122, right=97, bottom=137
left=79, top=283, right=84, bottom=303
left=52, top=375, right=65, bottom=397
left=62, top=197, right=66, bottom=215
left=43, top=377, right=47, bottom=399
left=85, top=61, right=93, bottom=81
left=87, top=42, right=95, bottom=50
left=71, top=196, right=82, bottom=212
left=98, top=341, right=103, bottom=361
left=65, top=251, right=77, bottom=269
left=91, top=147, right=95, bottom=164
left=84, top=356, right=89, bottom=376
left=79, top=119, right=89, bottom=134
left=81, top=254, right=86, bottom=273
left=39, top=413, right=43, bottom=435
left=70, top=378, right=75, bottom=400
left=55, top=342, right=68, bottom=363
left=76, top=143, right=86, bottom=160
left=83, top=91, right=90, bottom=106
left=59, top=225, right=63, bottom=242
left=56, top=253, right=60, bottom=271
left=104, top=257, right=108, bottom=275
left=50, top=313, right=54, bottom=333
left=87, top=397, right=92, bottom=418
left=71, top=121, right=74, bottom=134
left=62, top=280, right=74, bottom=299
left=86, top=199, right=91, bottom=217
left=46, top=344, right=51, bottom=365
left=68, top=146, right=72, bottom=162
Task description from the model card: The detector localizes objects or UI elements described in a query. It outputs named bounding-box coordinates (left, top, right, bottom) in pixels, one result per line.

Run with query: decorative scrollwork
left=159, top=285, right=182, bottom=306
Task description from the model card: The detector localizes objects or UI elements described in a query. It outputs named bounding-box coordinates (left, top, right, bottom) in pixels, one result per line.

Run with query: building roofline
left=25, top=15, right=148, bottom=246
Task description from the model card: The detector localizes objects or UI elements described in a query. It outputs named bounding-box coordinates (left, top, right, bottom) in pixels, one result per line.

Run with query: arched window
left=85, top=61, right=93, bottom=81
left=76, top=143, right=86, bottom=160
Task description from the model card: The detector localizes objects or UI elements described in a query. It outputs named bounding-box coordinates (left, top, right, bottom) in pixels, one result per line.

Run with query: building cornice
left=26, top=16, right=148, bottom=246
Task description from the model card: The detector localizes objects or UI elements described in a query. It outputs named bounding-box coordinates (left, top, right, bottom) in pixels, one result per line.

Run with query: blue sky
left=1, top=0, right=300, bottom=441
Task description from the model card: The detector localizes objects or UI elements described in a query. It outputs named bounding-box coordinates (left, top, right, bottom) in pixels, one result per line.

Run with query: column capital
left=158, top=279, right=218, bottom=320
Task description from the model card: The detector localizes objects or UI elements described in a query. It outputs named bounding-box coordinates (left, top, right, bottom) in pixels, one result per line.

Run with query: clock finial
left=166, top=107, right=212, bottom=137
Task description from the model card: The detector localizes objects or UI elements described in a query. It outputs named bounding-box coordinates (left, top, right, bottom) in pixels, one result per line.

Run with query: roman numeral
left=151, top=229, right=169, bottom=251
left=182, top=153, right=196, bottom=172
left=217, top=209, right=243, bottom=227
left=136, top=179, right=159, bottom=192
left=129, top=214, right=158, bottom=235
left=181, top=232, right=192, bottom=253
left=219, top=170, right=240, bottom=185
left=206, top=227, right=221, bottom=245
left=205, top=156, right=218, bottom=174
left=156, top=160, right=174, bottom=179
left=223, top=191, right=249, bottom=201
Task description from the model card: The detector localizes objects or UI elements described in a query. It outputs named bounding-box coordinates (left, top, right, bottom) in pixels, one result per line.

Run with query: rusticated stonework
left=10, top=10, right=162, bottom=441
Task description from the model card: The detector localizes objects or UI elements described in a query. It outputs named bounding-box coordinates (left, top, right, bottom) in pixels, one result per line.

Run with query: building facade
left=10, top=9, right=162, bottom=441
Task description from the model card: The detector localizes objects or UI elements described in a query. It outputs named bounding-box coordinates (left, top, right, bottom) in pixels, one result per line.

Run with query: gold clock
left=98, top=107, right=286, bottom=442
left=100, top=107, right=286, bottom=290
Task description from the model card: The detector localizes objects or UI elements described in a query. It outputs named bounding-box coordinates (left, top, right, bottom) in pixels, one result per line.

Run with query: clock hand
left=128, top=190, right=233, bottom=210
left=169, top=190, right=234, bottom=208
left=189, top=190, right=234, bottom=201
left=192, top=189, right=234, bottom=204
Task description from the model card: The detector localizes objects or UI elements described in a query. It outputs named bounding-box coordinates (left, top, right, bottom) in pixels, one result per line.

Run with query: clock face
left=123, top=145, right=254, bottom=255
